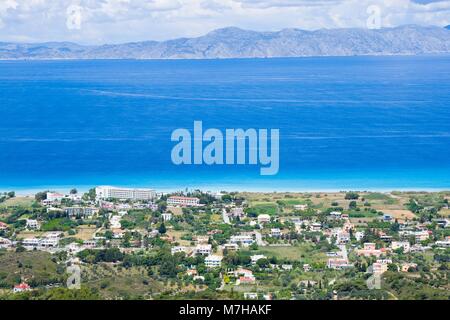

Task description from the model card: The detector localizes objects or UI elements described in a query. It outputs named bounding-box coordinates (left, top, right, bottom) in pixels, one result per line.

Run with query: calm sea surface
left=1, top=56, right=450, bottom=192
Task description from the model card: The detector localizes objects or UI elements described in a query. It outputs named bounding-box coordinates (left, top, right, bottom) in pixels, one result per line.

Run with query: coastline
left=4, top=184, right=450, bottom=197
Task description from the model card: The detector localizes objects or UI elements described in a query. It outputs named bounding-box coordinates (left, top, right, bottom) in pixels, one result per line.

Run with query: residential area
left=0, top=187, right=449, bottom=300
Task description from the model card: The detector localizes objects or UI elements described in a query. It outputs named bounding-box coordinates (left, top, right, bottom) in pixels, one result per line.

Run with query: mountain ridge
left=1, top=25, right=450, bottom=60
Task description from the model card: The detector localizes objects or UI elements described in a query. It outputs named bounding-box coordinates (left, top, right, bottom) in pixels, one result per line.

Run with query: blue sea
left=1, top=56, right=450, bottom=193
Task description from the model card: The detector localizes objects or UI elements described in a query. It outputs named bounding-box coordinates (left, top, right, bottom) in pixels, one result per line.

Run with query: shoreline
left=4, top=185, right=450, bottom=197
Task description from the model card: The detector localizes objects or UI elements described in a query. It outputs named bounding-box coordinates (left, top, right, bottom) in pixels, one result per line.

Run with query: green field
left=247, top=244, right=327, bottom=264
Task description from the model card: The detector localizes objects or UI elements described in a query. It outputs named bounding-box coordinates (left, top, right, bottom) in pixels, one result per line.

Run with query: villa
left=357, top=243, right=382, bottom=257
left=13, top=283, right=31, bottom=293
left=195, top=244, right=212, bottom=256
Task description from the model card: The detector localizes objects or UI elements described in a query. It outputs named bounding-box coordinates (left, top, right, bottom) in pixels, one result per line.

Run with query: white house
left=355, top=231, right=365, bottom=241
left=26, top=219, right=40, bottom=230
left=161, top=213, right=173, bottom=222
left=195, top=244, right=212, bottom=256
left=205, top=255, right=223, bottom=268
left=415, top=230, right=431, bottom=242
left=257, top=214, right=271, bottom=224
left=251, top=254, right=267, bottom=265
left=0, top=237, right=12, bottom=249
left=13, top=283, right=31, bottom=293
left=270, top=228, right=282, bottom=238
left=171, top=246, right=188, bottom=255
left=391, top=241, right=411, bottom=253
left=230, top=235, right=254, bottom=247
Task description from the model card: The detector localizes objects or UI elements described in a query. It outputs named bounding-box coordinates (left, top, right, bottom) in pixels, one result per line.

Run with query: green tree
left=159, top=223, right=167, bottom=234
left=345, top=192, right=359, bottom=200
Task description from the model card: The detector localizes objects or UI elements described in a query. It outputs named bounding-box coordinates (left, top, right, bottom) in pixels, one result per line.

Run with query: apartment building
left=205, top=255, right=223, bottom=268
left=96, top=186, right=156, bottom=201
left=65, top=207, right=98, bottom=218
left=167, top=196, right=200, bottom=207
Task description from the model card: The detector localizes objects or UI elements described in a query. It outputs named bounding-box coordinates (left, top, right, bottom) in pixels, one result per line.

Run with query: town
left=0, top=187, right=448, bottom=300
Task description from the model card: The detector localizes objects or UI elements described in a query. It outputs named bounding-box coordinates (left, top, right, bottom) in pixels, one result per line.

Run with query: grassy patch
left=0, top=197, right=34, bottom=209
left=0, top=251, right=63, bottom=288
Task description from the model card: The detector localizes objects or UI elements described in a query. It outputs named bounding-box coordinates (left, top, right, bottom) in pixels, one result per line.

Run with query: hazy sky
left=0, top=0, right=449, bottom=44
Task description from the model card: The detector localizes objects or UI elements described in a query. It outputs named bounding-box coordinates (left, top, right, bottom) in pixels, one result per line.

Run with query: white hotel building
left=96, top=186, right=156, bottom=201
left=167, top=196, right=200, bottom=207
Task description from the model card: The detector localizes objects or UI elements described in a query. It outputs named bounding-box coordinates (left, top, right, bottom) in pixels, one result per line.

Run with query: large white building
left=96, top=186, right=156, bottom=201
left=167, top=196, right=200, bottom=207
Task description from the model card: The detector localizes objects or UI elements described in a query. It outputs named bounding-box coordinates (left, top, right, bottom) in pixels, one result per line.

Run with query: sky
left=0, top=0, right=449, bottom=44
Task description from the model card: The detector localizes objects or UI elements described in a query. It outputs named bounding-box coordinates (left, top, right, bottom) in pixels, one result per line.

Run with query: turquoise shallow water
left=1, top=56, right=450, bottom=192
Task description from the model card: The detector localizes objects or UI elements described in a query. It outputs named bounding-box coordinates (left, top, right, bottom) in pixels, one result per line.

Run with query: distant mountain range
left=1, top=25, right=450, bottom=60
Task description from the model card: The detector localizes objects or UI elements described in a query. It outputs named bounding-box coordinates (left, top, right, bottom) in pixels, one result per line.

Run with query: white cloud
left=0, top=0, right=448, bottom=44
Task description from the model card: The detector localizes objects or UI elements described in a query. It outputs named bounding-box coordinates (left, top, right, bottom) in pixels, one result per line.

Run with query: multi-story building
left=357, top=243, right=382, bottom=257
left=205, top=255, right=223, bottom=268
left=372, top=262, right=389, bottom=274
left=161, top=213, right=173, bottom=222
left=26, top=219, right=40, bottom=230
left=96, top=186, right=156, bottom=201
left=65, top=207, right=98, bottom=218
left=22, top=238, right=40, bottom=248
left=271, top=228, right=282, bottom=238
left=167, top=196, right=200, bottom=207
left=22, top=233, right=61, bottom=249
left=223, top=243, right=239, bottom=251
left=415, top=230, right=431, bottom=242
left=195, top=244, right=212, bottom=256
